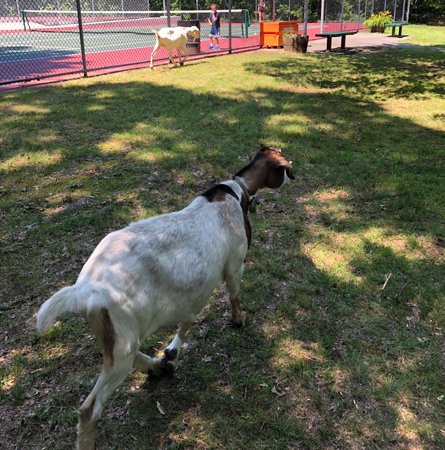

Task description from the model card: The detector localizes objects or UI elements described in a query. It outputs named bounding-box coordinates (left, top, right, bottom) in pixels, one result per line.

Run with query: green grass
left=402, top=24, right=445, bottom=46
left=1, top=26, right=444, bottom=449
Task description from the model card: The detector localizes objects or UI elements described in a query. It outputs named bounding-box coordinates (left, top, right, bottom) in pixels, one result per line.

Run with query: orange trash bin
left=260, top=21, right=299, bottom=48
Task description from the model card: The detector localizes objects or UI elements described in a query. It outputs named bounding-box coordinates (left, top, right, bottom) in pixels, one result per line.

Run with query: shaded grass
left=1, top=28, right=444, bottom=449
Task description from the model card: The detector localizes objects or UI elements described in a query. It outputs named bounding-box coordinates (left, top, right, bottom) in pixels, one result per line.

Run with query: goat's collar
left=233, top=177, right=259, bottom=214
left=233, top=176, right=250, bottom=199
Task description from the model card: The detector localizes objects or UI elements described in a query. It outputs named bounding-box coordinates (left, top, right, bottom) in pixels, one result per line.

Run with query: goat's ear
left=283, top=162, right=295, bottom=180
left=265, top=161, right=295, bottom=188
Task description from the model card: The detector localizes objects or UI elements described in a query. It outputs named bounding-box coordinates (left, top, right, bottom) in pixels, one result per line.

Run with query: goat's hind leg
left=78, top=309, right=136, bottom=450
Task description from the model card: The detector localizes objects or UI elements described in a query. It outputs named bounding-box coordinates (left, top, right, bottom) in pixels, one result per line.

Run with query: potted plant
left=364, top=11, right=393, bottom=33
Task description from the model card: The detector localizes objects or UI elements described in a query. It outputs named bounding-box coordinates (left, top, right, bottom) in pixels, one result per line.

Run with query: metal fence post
left=303, top=0, right=309, bottom=36
left=340, top=0, right=345, bottom=31
left=357, top=0, right=361, bottom=29
left=393, top=0, right=397, bottom=20
left=401, top=0, right=406, bottom=22
left=406, top=0, right=411, bottom=22
left=228, top=0, right=232, bottom=54
left=320, top=0, right=325, bottom=33
left=166, top=0, right=171, bottom=27
left=75, top=0, right=88, bottom=78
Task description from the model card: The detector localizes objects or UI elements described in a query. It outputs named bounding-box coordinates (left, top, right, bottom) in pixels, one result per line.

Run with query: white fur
left=36, top=180, right=248, bottom=449
left=150, top=26, right=200, bottom=69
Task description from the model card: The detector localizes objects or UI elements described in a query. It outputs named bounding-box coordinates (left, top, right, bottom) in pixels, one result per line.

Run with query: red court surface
left=0, top=22, right=365, bottom=90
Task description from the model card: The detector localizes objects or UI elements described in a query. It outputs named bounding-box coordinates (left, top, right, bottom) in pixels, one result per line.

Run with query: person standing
left=258, top=0, right=266, bottom=23
left=208, top=3, right=221, bottom=50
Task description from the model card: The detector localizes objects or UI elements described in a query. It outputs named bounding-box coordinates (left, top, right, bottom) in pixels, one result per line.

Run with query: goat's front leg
left=158, top=321, right=191, bottom=376
left=168, top=47, right=177, bottom=67
left=179, top=45, right=188, bottom=66
left=225, top=264, right=247, bottom=326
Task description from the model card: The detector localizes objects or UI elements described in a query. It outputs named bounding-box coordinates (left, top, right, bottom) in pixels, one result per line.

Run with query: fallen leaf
left=156, top=401, right=165, bottom=415
left=271, top=386, right=286, bottom=396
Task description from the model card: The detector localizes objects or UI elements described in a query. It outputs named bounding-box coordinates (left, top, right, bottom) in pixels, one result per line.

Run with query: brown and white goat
left=36, top=146, right=294, bottom=449
left=150, top=26, right=200, bottom=69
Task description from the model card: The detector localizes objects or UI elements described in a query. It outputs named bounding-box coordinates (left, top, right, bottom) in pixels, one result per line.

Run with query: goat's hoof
left=164, top=348, right=178, bottom=360
left=160, top=358, right=175, bottom=378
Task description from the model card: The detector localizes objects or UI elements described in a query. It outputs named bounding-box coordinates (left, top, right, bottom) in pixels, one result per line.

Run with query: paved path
left=307, top=31, right=412, bottom=53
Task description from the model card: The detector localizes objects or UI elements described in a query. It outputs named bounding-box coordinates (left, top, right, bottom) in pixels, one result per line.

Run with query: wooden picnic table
left=315, top=30, right=358, bottom=51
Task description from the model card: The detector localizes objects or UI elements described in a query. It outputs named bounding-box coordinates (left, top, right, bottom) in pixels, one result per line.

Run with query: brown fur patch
left=202, top=184, right=238, bottom=202
left=101, top=308, right=115, bottom=366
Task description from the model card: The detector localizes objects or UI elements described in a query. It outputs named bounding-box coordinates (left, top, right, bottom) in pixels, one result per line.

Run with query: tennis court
left=0, top=10, right=259, bottom=86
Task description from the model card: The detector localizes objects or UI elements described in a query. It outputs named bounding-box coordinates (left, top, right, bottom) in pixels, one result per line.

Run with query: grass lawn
left=401, top=24, right=445, bottom=46
left=1, top=26, right=444, bottom=449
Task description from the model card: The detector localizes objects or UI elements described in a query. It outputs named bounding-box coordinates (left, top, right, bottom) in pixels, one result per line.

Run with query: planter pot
left=293, top=35, right=309, bottom=53
left=283, top=36, right=294, bottom=51
left=370, top=25, right=385, bottom=33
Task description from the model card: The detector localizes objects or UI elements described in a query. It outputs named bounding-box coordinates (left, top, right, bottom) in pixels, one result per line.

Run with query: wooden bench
left=385, top=22, right=406, bottom=37
left=315, top=31, right=358, bottom=52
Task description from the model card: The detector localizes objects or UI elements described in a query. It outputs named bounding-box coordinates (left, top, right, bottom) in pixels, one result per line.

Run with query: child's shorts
left=209, top=26, right=220, bottom=38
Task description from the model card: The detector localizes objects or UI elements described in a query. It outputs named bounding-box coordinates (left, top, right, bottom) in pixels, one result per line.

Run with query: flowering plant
left=363, top=11, right=393, bottom=28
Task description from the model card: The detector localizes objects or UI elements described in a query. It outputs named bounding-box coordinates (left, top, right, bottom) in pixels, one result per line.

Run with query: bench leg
left=327, top=36, right=332, bottom=51
left=392, top=27, right=395, bottom=36
left=399, top=25, right=402, bottom=36
left=341, top=35, right=346, bottom=49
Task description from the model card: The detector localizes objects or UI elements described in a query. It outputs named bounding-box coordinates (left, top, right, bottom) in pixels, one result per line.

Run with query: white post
left=401, top=0, right=406, bottom=22
left=303, top=0, right=308, bottom=35
left=320, top=0, right=325, bottom=33
left=288, top=0, right=291, bottom=21
left=357, top=0, right=361, bottom=29
left=406, top=0, right=411, bottom=22
left=16, top=0, right=20, bottom=17
left=340, top=0, right=345, bottom=31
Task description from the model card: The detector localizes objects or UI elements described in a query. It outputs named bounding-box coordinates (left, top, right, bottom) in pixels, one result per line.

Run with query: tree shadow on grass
left=0, top=69, right=444, bottom=448
left=245, top=47, right=445, bottom=99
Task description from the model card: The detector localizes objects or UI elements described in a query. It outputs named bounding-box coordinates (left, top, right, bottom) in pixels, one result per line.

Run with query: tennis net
left=21, top=9, right=249, bottom=37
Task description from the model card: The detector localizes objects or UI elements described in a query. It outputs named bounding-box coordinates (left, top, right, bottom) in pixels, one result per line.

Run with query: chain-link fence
left=1, top=0, right=411, bottom=87
left=1, top=0, right=259, bottom=86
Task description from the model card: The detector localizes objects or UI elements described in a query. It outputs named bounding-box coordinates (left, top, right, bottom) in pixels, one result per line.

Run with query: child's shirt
left=209, top=11, right=221, bottom=30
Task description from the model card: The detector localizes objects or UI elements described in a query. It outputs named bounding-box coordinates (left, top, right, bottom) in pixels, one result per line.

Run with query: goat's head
left=251, top=144, right=295, bottom=188
left=187, top=26, right=201, bottom=39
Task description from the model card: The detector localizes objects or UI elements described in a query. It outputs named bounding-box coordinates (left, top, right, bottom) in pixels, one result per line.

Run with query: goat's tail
left=37, top=285, right=86, bottom=333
